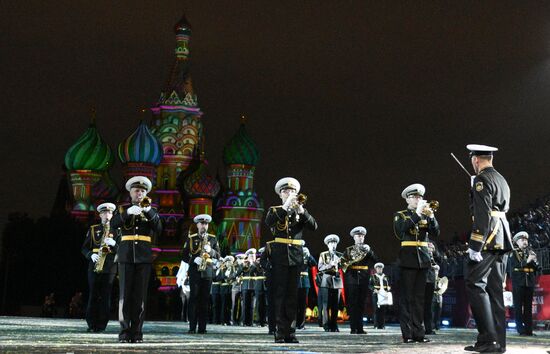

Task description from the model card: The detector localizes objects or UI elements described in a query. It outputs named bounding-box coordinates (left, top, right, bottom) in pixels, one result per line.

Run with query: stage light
left=507, top=322, right=516, bottom=328
left=442, top=320, right=450, bottom=326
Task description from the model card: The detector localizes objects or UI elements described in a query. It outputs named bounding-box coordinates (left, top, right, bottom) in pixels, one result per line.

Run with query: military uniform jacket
left=253, top=261, right=267, bottom=292
left=341, top=245, right=378, bottom=285
left=220, top=265, right=233, bottom=294
left=510, top=249, right=540, bottom=288
left=298, top=255, right=317, bottom=289
left=81, top=223, right=117, bottom=274
left=211, top=268, right=224, bottom=294
left=317, top=251, right=344, bottom=289
left=369, top=273, right=391, bottom=292
left=237, top=263, right=256, bottom=291
left=181, top=233, right=221, bottom=280
left=393, top=209, right=440, bottom=269
left=469, top=167, right=512, bottom=252
left=265, top=206, right=318, bottom=266
left=110, top=204, right=162, bottom=264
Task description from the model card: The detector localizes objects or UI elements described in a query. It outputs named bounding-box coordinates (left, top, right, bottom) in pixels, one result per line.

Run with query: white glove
left=361, top=244, right=371, bottom=253
left=467, top=248, right=483, bottom=262
left=415, top=200, right=427, bottom=216
left=282, top=195, right=296, bottom=211
left=470, top=175, right=475, bottom=187
left=193, top=257, right=203, bottom=266
left=204, top=244, right=211, bottom=253
left=104, top=238, right=116, bottom=247
left=225, top=270, right=231, bottom=278
left=91, top=254, right=99, bottom=263
left=127, top=205, right=142, bottom=215
left=142, top=205, right=151, bottom=213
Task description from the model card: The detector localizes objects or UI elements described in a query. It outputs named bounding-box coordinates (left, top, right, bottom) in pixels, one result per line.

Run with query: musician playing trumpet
left=393, top=183, right=440, bottom=343
left=341, top=226, right=377, bottom=334
left=111, top=176, right=162, bottom=343
left=317, top=234, right=344, bottom=332
left=181, top=214, right=220, bottom=334
left=510, top=231, right=540, bottom=336
left=81, top=202, right=117, bottom=333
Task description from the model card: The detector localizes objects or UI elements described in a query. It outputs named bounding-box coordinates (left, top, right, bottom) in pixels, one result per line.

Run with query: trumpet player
left=181, top=214, right=220, bottom=334
left=265, top=177, right=318, bottom=343
left=341, top=226, right=377, bottom=334
left=393, top=183, right=440, bottom=343
left=111, top=176, right=162, bottom=343
left=318, top=234, right=344, bottom=332
left=81, top=202, right=117, bottom=333
left=238, top=248, right=257, bottom=326
left=510, top=231, right=540, bottom=336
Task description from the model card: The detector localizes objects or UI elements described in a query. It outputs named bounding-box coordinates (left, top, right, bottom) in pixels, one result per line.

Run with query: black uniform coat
left=81, top=223, right=117, bottom=274
left=181, top=233, right=221, bottom=280
left=110, top=204, right=162, bottom=264
left=393, top=209, right=440, bottom=269
left=469, top=167, right=512, bottom=252
left=510, top=249, right=540, bottom=288
left=265, top=206, right=318, bottom=266
left=341, top=245, right=378, bottom=285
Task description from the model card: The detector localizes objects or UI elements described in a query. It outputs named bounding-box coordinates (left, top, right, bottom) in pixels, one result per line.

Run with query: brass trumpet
left=140, top=196, right=152, bottom=208
left=422, top=200, right=439, bottom=216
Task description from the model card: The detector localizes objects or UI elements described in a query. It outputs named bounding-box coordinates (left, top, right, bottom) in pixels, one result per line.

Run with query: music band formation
left=81, top=144, right=539, bottom=352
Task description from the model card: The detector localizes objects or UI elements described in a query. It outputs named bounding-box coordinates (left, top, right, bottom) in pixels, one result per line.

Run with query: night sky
left=2, top=1, right=550, bottom=261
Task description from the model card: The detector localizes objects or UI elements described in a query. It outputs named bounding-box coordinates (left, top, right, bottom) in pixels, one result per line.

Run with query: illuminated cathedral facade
left=62, top=14, right=263, bottom=290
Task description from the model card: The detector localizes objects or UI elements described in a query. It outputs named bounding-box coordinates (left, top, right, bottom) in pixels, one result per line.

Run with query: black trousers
left=220, top=288, right=232, bottom=325
left=211, top=292, right=222, bottom=324
left=465, top=252, right=508, bottom=350
left=118, top=263, right=151, bottom=341
left=271, top=264, right=299, bottom=338
left=399, top=267, right=428, bottom=340
left=432, top=298, right=442, bottom=330
left=296, top=287, right=309, bottom=328
left=254, top=289, right=267, bottom=325
left=266, top=281, right=276, bottom=332
left=513, top=285, right=534, bottom=335
left=345, top=282, right=368, bottom=331
left=188, top=275, right=212, bottom=332
left=241, top=289, right=254, bottom=326
left=372, top=293, right=386, bottom=329
left=86, top=269, right=115, bottom=331
left=320, top=287, right=340, bottom=331
left=424, top=282, right=435, bottom=333
left=231, top=288, right=241, bottom=324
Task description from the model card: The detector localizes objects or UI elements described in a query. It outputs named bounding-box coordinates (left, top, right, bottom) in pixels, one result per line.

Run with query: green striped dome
left=65, top=123, right=114, bottom=171
left=223, top=123, right=259, bottom=166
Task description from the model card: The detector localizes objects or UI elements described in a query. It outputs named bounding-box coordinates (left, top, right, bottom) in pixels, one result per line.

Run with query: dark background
left=2, top=1, right=550, bottom=265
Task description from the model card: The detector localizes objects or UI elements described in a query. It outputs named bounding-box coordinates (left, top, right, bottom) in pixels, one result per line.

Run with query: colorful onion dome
left=223, top=119, right=260, bottom=166
left=118, top=121, right=163, bottom=165
left=65, top=123, right=114, bottom=171
left=182, top=161, right=221, bottom=198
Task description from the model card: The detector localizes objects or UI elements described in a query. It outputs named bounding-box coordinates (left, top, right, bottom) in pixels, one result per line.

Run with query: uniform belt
left=300, top=272, right=309, bottom=276
left=490, top=211, right=506, bottom=218
left=272, top=237, right=303, bottom=245
left=401, top=241, right=428, bottom=247
left=221, top=283, right=231, bottom=286
left=212, top=282, right=221, bottom=285
left=349, top=265, right=369, bottom=270
left=253, top=276, right=266, bottom=280
left=121, top=235, right=152, bottom=242
left=241, top=276, right=254, bottom=280
left=92, top=248, right=99, bottom=252
left=513, top=268, right=534, bottom=273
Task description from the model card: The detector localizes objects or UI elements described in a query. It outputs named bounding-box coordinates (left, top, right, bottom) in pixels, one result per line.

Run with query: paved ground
left=0, top=316, right=548, bottom=353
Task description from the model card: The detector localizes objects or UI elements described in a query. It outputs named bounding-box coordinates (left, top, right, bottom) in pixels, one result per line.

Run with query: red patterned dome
left=182, top=160, right=220, bottom=198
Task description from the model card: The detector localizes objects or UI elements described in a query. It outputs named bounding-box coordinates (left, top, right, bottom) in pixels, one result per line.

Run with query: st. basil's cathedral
left=62, top=14, right=264, bottom=291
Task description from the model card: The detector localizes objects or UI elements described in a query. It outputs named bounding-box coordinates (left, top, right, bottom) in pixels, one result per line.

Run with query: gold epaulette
left=208, top=234, right=216, bottom=238
left=189, top=233, right=198, bottom=238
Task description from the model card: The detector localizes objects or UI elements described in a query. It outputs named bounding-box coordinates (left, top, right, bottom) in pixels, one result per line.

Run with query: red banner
left=506, top=274, right=550, bottom=320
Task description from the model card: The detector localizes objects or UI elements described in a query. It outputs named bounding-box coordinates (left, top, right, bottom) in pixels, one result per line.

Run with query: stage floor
left=0, top=316, right=548, bottom=353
